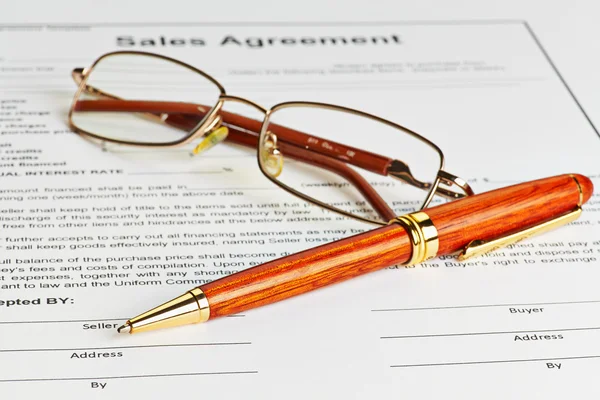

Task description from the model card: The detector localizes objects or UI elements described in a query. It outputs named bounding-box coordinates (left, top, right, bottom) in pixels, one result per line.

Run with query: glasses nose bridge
left=220, top=95, right=269, bottom=116
left=193, top=94, right=268, bottom=142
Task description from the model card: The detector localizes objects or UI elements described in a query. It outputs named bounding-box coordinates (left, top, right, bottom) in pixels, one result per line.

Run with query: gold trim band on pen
left=390, top=211, right=439, bottom=265
left=190, top=287, right=211, bottom=323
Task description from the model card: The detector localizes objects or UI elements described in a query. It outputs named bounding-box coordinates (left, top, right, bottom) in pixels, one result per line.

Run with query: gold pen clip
left=458, top=207, right=582, bottom=261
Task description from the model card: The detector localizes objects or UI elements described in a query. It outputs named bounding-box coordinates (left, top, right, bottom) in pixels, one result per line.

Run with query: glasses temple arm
left=73, top=69, right=460, bottom=203
left=72, top=70, right=463, bottom=202
left=73, top=96, right=472, bottom=205
left=72, top=70, right=441, bottom=198
left=73, top=98, right=464, bottom=206
left=71, top=100, right=395, bottom=222
left=70, top=69, right=392, bottom=172
left=73, top=97, right=433, bottom=194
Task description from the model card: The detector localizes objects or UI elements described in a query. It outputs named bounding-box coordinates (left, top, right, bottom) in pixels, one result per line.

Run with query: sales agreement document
left=0, top=21, right=599, bottom=399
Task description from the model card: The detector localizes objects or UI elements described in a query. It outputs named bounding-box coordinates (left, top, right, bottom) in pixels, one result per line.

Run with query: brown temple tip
left=571, top=174, right=594, bottom=204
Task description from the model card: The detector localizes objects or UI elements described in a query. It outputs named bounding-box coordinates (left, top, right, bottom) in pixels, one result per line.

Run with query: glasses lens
left=70, top=53, right=222, bottom=144
left=259, top=105, right=442, bottom=224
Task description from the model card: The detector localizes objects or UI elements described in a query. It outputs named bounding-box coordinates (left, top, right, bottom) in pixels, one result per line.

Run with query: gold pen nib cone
left=120, top=288, right=210, bottom=334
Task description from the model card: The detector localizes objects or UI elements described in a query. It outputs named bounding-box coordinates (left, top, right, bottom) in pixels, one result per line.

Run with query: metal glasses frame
left=69, top=51, right=474, bottom=225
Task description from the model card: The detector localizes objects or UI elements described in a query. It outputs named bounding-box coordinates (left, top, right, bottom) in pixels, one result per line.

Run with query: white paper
left=0, top=21, right=599, bottom=399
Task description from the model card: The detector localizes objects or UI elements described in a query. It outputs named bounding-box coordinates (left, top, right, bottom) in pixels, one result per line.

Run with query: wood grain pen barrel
left=201, top=174, right=593, bottom=318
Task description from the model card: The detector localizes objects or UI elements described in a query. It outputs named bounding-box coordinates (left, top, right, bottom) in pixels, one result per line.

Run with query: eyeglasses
left=68, top=51, right=474, bottom=225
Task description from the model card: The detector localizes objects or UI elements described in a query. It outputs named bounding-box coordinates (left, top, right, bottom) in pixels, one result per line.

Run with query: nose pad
left=192, top=126, right=229, bottom=156
left=262, top=148, right=283, bottom=178
left=260, top=132, right=284, bottom=178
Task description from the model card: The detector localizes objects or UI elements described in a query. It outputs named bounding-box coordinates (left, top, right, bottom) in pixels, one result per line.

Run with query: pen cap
left=426, top=174, right=593, bottom=254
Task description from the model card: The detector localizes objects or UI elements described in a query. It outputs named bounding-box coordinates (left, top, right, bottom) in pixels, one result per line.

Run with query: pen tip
left=117, top=323, right=131, bottom=334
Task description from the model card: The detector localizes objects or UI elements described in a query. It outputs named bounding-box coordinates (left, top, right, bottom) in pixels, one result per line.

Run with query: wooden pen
left=118, top=173, right=593, bottom=334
